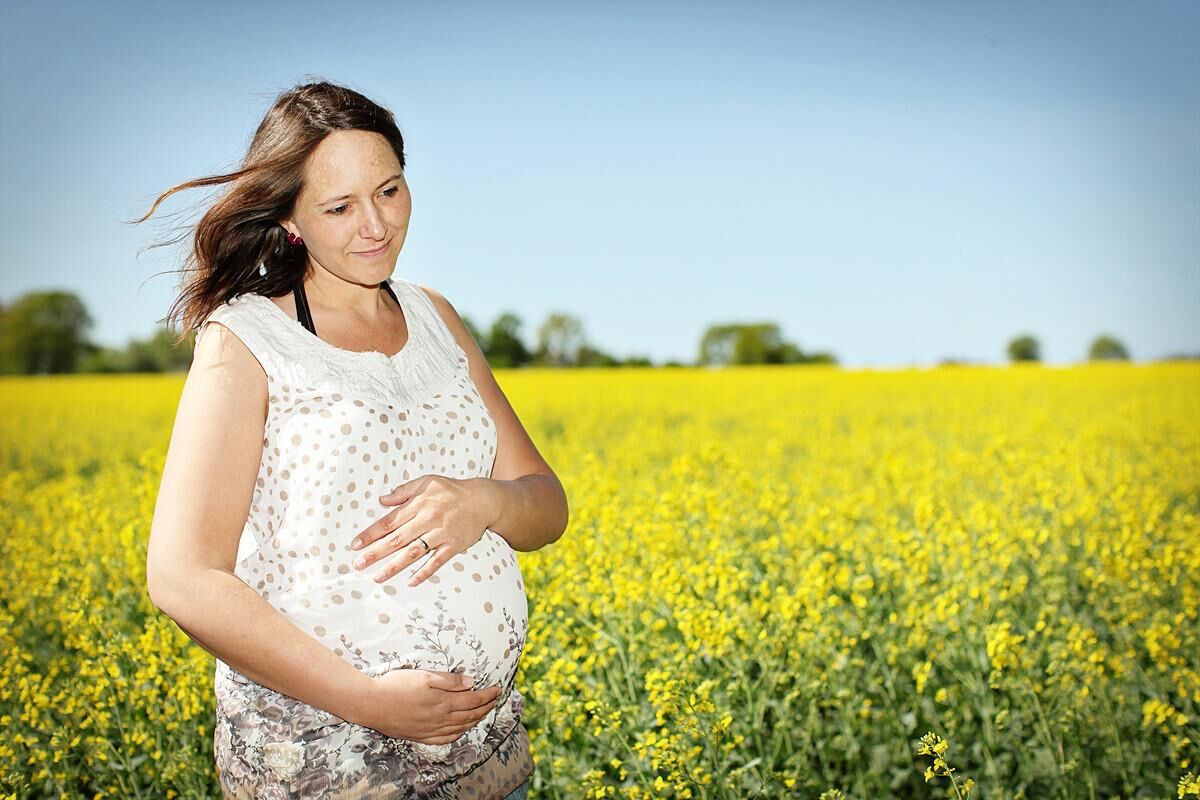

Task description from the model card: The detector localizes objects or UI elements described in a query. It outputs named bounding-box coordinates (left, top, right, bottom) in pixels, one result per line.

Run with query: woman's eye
left=328, top=187, right=398, bottom=215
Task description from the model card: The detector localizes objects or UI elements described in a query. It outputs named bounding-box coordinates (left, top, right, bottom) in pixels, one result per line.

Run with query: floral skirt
left=213, top=661, right=533, bottom=800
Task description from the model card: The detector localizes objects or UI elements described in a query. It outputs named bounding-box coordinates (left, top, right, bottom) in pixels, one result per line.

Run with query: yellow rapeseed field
left=1, top=363, right=1197, bottom=798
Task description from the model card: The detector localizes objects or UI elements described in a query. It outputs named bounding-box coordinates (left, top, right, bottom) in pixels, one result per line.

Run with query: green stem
left=945, top=766, right=965, bottom=800
left=567, top=611, right=639, bottom=706
left=102, top=670, right=147, bottom=800
left=1096, top=688, right=1131, bottom=790
left=1023, top=679, right=1066, bottom=777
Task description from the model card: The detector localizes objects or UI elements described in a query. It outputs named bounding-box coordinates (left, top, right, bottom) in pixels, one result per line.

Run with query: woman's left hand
left=349, top=475, right=493, bottom=587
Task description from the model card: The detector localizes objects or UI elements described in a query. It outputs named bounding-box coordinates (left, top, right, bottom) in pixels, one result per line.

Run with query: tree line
left=0, top=289, right=1185, bottom=376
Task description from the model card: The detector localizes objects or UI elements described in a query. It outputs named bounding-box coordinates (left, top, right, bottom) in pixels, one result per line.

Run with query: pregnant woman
left=145, top=80, right=568, bottom=799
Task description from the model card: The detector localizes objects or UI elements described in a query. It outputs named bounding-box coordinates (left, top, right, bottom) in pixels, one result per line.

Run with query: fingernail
left=351, top=538, right=361, bottom=549
left=407, top=577, right=419, bottom=587
left=353, top=557, right=365, bottom=569
left=461, top=675, right=472, bottom=687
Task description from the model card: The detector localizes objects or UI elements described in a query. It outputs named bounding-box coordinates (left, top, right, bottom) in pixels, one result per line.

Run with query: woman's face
left=283, top=129, right=412, bottom=284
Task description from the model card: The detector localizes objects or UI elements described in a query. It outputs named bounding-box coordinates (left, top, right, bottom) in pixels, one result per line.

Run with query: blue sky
left=1, top=0, right=1196, bottom=367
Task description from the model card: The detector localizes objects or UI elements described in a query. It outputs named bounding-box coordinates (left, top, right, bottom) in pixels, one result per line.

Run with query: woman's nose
left=360, top=211, right=386, bottom=239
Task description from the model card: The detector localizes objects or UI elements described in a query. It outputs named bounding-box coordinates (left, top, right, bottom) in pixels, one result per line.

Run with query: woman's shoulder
left=192, top=304, right=271, bottom=386
left=393, top=278, right=474, bottom=359
left=197, top=293, right=288, bottom=380
left=202, top=291, right=271, bottom=327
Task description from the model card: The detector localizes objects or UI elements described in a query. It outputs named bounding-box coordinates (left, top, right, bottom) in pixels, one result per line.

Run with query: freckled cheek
left=303, top=219, right=351, bottom=250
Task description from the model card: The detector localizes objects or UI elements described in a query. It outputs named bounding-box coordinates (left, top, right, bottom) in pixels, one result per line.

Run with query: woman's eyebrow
left=318, top=173, right=402, bottom=205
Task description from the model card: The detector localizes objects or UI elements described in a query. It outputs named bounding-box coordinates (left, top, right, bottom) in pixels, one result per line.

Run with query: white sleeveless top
left=197, top=276, right=531, bottom=796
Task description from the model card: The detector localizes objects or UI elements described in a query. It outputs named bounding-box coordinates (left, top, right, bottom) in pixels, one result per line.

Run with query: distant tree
left=699, top=324, right=739, bottom=365
left=73, top=327, right=195, bottom=373
left=130, top=327, right=195, bottom=372
left=0, top=291, right=94, bottom=374
left=771, top=341, right=803, bottom=364
left=536, top=313, right=585, bottom=366
left=699, top=322, right=835, bottom=366
left=735, top=323, right=784, bottom=364
left=576, top=343, right=622, bottom=367
left=484, top=312, right=532, bottom=368
left=1088, top=334, right=1130, bottom=361
left=1159, top=351, right=1200, bottom=362
left=1006, top=334, right=1041, bottom=363
left=77, top=343, right=126, bottom=373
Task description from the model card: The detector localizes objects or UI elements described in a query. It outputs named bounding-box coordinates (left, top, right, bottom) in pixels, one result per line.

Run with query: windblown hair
left=131, top=78, right=407, bottom=342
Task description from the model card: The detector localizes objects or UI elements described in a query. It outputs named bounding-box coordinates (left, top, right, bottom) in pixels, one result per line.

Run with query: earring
left=287, top=231, right=304, bottom=246
left=258, top=262, right=267, bottom=277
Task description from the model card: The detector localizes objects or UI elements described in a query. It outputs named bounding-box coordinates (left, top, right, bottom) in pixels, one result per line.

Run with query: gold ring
left=417, top=536, right=430, bottom=553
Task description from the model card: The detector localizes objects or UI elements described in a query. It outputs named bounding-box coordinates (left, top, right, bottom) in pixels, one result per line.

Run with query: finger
left=427, top=671, right=473, bottom=691
left=405, top=544, right=456, bottom=587
left=448, top=686, right=502, bottom=712
left=379, top=478, right=419, bottom=507
left=446, top=698, right=500, bottom=725
left=371, top=537, right=440, bottom=584
left=436, top=687, right=498, bottom=719
left=458, top=704, right=497, bottom=731
left=350, top=507, right=413, bottom=552
left=354, top=517, right=423, bottom=574
left=434, top=711, right=492, bottom=737
left=349, top=518, right=386, bottom=552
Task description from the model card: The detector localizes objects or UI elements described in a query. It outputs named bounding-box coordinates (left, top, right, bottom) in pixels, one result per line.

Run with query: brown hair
left=130, top=78, right=407, bottom=342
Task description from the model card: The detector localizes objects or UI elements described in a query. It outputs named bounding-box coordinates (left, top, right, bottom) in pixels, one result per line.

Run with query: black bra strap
left=382, top=280, right=400, bottom=306
left=292, top=280, right=399, bottom=336
left=293, top=282, right=316, bottom=334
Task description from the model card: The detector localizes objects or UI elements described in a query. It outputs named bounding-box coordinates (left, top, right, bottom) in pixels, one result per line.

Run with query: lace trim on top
left=199, top=276, right=465, bottom=408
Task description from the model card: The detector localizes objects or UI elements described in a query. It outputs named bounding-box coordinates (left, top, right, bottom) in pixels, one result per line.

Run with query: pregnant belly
left=217, top=531, right=530, bottom=785
left=269, top=529, right=529, bottom=694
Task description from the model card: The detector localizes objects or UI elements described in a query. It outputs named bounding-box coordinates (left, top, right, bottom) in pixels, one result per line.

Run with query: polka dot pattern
left=200, top=276, right=532, bottom=793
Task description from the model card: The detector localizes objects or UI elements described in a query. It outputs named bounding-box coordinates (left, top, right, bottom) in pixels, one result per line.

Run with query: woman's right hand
left=360, top=669, right=502, bottom=744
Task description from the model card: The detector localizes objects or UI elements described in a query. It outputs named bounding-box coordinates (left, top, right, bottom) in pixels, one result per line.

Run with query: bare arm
left=469, top=474, right=566, bottom=553
left=145, top=320, right=374, bottom=725
left=420, top=284, right=569, bottom=552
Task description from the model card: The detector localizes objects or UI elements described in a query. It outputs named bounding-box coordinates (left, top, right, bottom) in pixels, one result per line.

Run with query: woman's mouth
left=353, top=241, right=390, bottom=257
